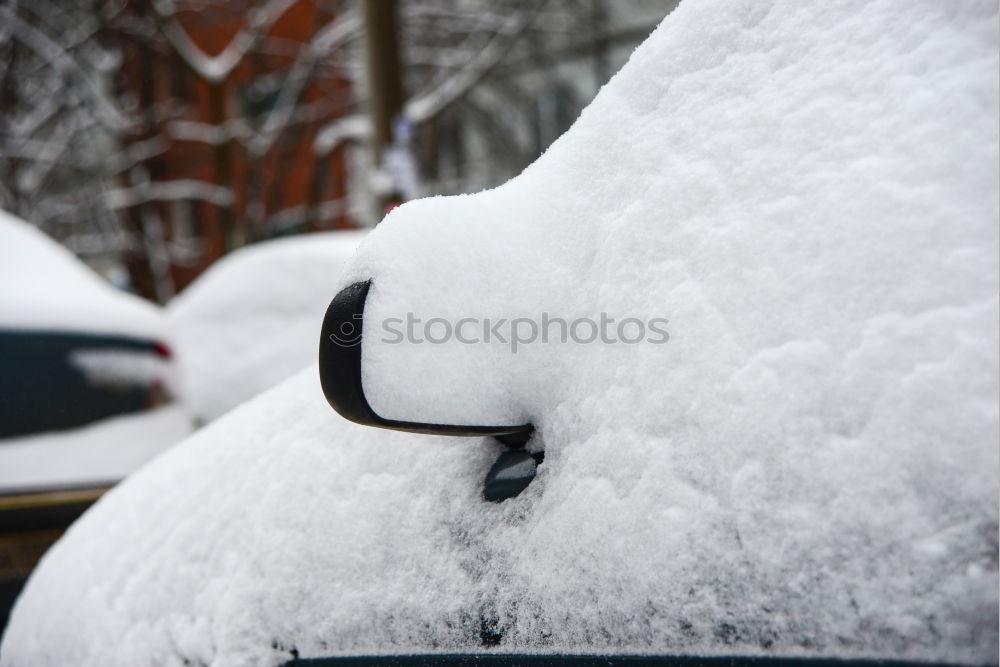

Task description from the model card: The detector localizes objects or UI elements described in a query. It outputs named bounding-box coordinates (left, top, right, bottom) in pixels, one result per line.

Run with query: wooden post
left=363, top=0, right=405, bottom=218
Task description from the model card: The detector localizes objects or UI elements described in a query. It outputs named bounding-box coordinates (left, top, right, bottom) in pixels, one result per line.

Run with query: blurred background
left=0, top=0, right=676, bottom=631
left=1, top=0, right=673, bottom=300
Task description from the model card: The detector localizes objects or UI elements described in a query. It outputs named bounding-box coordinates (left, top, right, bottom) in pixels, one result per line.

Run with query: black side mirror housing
left=319, top=280, right=534, bottom=443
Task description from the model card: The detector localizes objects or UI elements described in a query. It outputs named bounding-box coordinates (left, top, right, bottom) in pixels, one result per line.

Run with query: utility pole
left=590, top=0, right=610, bottom=87
left=364, top=0, right=406, bottom=218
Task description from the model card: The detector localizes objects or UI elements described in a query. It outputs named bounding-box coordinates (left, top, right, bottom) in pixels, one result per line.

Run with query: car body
left=1, top=0, right=997, bottom=665
left=0, top=329, right=174, bottom=439
left=0, top=210, right=190, bottom=493
left=0, top=210, right=192, bottom=634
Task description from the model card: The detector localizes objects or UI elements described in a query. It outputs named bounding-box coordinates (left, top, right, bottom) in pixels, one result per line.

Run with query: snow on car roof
left=0, top=210, right=165, bottom=339
left=3, top=0, right=997, bottom=665
left=167, top=231, right=366, bottom=422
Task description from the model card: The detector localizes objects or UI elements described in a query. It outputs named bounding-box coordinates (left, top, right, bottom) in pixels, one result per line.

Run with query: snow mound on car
left=3, top=0, right=997, bottom=665
left=167, top=231, right=365, bottom=422
left=0, top=210, right=164, bottom=339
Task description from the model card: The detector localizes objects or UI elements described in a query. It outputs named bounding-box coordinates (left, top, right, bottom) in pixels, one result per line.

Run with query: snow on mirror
left=319, top=279, right=534, bottom=439
left=318, top=175, right=680, bottom=437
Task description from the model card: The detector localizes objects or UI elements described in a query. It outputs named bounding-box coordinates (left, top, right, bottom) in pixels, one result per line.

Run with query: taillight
left=152, top=341, right=172, bottom=359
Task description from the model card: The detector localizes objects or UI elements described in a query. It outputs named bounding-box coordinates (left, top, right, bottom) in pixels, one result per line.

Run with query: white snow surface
left=0, top=210, right=165, bottom=339
left=3, top=1, right=998, bottom=665
left=0, top=405, right=192, bottom=493
left=167, top=231, right=365, bottom=422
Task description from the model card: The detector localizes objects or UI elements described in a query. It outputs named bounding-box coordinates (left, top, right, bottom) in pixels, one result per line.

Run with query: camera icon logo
left=328, top=314, right=363, bottom=347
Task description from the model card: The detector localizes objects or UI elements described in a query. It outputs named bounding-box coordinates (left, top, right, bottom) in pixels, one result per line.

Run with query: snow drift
left=3, top=0, right=997, bottom=665
left=167, top=231, right=365, bottom=422
left=0, top=405, right=192, bottom=491
left=0, top=210, right=164, bottom=339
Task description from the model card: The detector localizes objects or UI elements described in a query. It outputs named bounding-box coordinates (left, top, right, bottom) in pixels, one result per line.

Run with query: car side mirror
left=319, top=280, right=534, bottom=445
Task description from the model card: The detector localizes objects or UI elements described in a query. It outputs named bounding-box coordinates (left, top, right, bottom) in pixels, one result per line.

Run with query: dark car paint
left=282, top=654, right=979, bottom=667
left=0, top=329, right=169, bottom=439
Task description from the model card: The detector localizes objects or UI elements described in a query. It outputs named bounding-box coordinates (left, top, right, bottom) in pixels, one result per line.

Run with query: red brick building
left=116, top=0, right=355, bottom=299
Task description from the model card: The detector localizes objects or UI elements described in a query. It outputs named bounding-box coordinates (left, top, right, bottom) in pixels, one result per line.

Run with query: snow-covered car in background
left=167, top=231, right=366, bottom=423
left=0, top=211, right=191, bottom=492
left=2, top=0, right=997, bottom=665
left=0, top=210, right=192, bottom=634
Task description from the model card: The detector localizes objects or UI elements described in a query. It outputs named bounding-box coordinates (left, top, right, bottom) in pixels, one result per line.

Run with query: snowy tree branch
left=106, top=180, right=235, bottom=209
left=152, top=0, right=298, bottom=83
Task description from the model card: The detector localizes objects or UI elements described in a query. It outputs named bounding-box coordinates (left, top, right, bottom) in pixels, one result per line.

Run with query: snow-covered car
left=0, top=210, right=190, bottom=492
left=167, top=231, right=366, bottom=423
left=2, top=0, right=997, bottom=665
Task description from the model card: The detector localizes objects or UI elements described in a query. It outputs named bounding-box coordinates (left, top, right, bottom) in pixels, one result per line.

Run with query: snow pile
left=0, top=405, right=192, bottom=493
left=0, top=210, right=164, bottom=339
left=167, top=231, right=365, bottom=421
left=3, top=0, right=997, bottom=665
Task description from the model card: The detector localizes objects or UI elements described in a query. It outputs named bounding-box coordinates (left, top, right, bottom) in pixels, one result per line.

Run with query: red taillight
left=152, top=341, right=172, bottom=359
